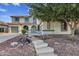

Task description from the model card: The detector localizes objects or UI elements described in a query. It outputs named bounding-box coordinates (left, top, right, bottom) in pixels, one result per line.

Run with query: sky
left=0, top=3, right=29, bottom=22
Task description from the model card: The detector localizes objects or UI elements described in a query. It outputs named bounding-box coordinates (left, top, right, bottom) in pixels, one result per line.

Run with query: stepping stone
left=34, top=42, right=48, bottom=49
left=38, top=52, right=57, bottom=56
left=32, top=37, right=41, bottom=41
left=32, top=40, right=44, bottom=45
left=31, top=37, right=57, bottom=56
left=36, top=47, right=54, bottom=55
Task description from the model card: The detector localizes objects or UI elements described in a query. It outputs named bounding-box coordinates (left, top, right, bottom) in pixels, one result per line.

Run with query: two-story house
left=8, top=16, right=40, bottom=33
left=0, top=16, right=76, bottom=34
left=0, top=16, right=40, bottom=33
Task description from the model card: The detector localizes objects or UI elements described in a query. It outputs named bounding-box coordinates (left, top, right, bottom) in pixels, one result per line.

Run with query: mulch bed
left=35, top=35, right=79, bottom=56
left=0, top=35, right=35, bottom=56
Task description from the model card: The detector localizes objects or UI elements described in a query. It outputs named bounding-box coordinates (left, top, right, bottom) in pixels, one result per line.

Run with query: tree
left=55, top=4, right=79, bottom=39
left=29, top=3, right=79, bottom=39
left=29, top=4, right=54, bottom=29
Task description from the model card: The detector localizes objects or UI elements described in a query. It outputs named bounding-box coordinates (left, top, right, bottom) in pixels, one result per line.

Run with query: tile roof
left=10, top=16, right=31, bottom=18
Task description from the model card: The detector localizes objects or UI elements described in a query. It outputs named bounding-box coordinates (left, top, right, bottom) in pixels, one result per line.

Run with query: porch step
left=36, top=47, right=54, bottom=55
left=32, top=40, right=44, bottom=45
left=34, top=42, right=48, bottom=49
left=38, top=52, right=57, bottom=56
left=32, top=37, right=41, bottom=41
left=31, top=37, right=57, bottom=56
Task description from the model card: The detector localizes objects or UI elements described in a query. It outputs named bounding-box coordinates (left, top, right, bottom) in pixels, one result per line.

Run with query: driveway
left=0, top=33, right=21, bottom=43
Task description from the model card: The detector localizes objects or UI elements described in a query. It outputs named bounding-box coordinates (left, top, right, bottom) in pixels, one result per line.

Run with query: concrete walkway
left=31, top=37, right=57, bottom=56
left=0, top=33, right=20, bottom=43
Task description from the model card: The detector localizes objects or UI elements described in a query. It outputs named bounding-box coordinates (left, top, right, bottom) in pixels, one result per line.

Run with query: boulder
left=10, top=42, right=18, bottom=48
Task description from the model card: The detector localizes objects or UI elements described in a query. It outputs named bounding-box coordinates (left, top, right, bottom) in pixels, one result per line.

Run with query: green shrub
left=21, top=29, right=27, bottom=35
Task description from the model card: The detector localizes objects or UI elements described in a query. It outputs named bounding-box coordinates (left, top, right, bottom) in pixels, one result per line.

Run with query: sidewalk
left=0, top=33, right=21, bottom=43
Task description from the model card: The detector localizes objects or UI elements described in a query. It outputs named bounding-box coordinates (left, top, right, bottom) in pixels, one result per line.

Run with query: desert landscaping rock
left=0, top=35, right=35, bottom=56
left=10, top=42, right=18, bottom=48
left=36, top=35, right=79, bottom=56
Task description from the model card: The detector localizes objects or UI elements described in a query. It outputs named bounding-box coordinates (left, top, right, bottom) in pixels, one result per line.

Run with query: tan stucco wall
left=12, top=17, right=15, bottom=23
left=20, top=18, right=25, bottom=23
left=42, top=21, right=71, bottom=34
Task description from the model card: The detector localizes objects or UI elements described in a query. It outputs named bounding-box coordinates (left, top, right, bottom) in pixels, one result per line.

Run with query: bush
left=21, top=29, right=27, bottom=35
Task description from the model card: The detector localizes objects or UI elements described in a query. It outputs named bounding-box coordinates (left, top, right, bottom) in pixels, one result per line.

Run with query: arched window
left=31, top=25, right=37, bottom=30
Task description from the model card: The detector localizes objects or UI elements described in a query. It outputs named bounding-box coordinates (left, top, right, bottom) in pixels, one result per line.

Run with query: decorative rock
left=54, top=42, right=60, bottom=45
left=10, top=42, right=18, bottom=48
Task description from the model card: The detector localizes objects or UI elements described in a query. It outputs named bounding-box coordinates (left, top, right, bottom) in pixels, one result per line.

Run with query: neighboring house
left=0, top=21, right=8, bottom=33
left=0, top=16, right=78, bottom=34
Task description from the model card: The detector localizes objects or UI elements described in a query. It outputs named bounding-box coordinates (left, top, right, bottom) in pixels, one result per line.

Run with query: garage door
left=11, top=26, right=19, bottom=33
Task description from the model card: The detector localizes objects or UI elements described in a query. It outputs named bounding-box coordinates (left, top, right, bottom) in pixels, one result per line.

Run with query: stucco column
left=19, top=25, right=23, bottom=33
left=40, top=23, right=43, bottom=35
left=9, top=26, right=11, bottom=33
left=28, top=25, right=32, bottom=37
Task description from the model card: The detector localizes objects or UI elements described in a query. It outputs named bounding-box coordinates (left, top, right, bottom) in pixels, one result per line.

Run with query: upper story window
left=61, top=22, right=67, bottom=31
left=25, top=18, right=29, bottom=23
left=15, top=17, right=19, bottom=22
left=33, top=18, right=37, bottom=24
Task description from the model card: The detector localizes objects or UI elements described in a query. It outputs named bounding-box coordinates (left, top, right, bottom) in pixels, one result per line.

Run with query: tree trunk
left=70, top=28, right=76, bottom=40
left=47, top=21, right=50, bottom=29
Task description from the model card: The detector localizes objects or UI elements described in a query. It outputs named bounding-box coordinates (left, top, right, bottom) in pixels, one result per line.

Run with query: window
left=0, top=28, right=4, bottom=32
left=15, top=17, right=19, bottom=22
left=33, top=18, right=37, bottom=24
left=61, top=22, right=67, bottom=31
left=25, top=18, right=29, bottom=23
left=11, top=26, right=19, bottom=33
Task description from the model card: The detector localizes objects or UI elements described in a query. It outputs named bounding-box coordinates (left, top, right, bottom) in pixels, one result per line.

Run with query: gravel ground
left=0, top=35, right=35, bottom=56
left=35, top=35, right=79, bottom=56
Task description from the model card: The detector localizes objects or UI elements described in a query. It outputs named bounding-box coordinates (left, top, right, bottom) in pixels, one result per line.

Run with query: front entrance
left=31, top=25, right=36, bottom=32
left=23, top=25, right=28, bottom=30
